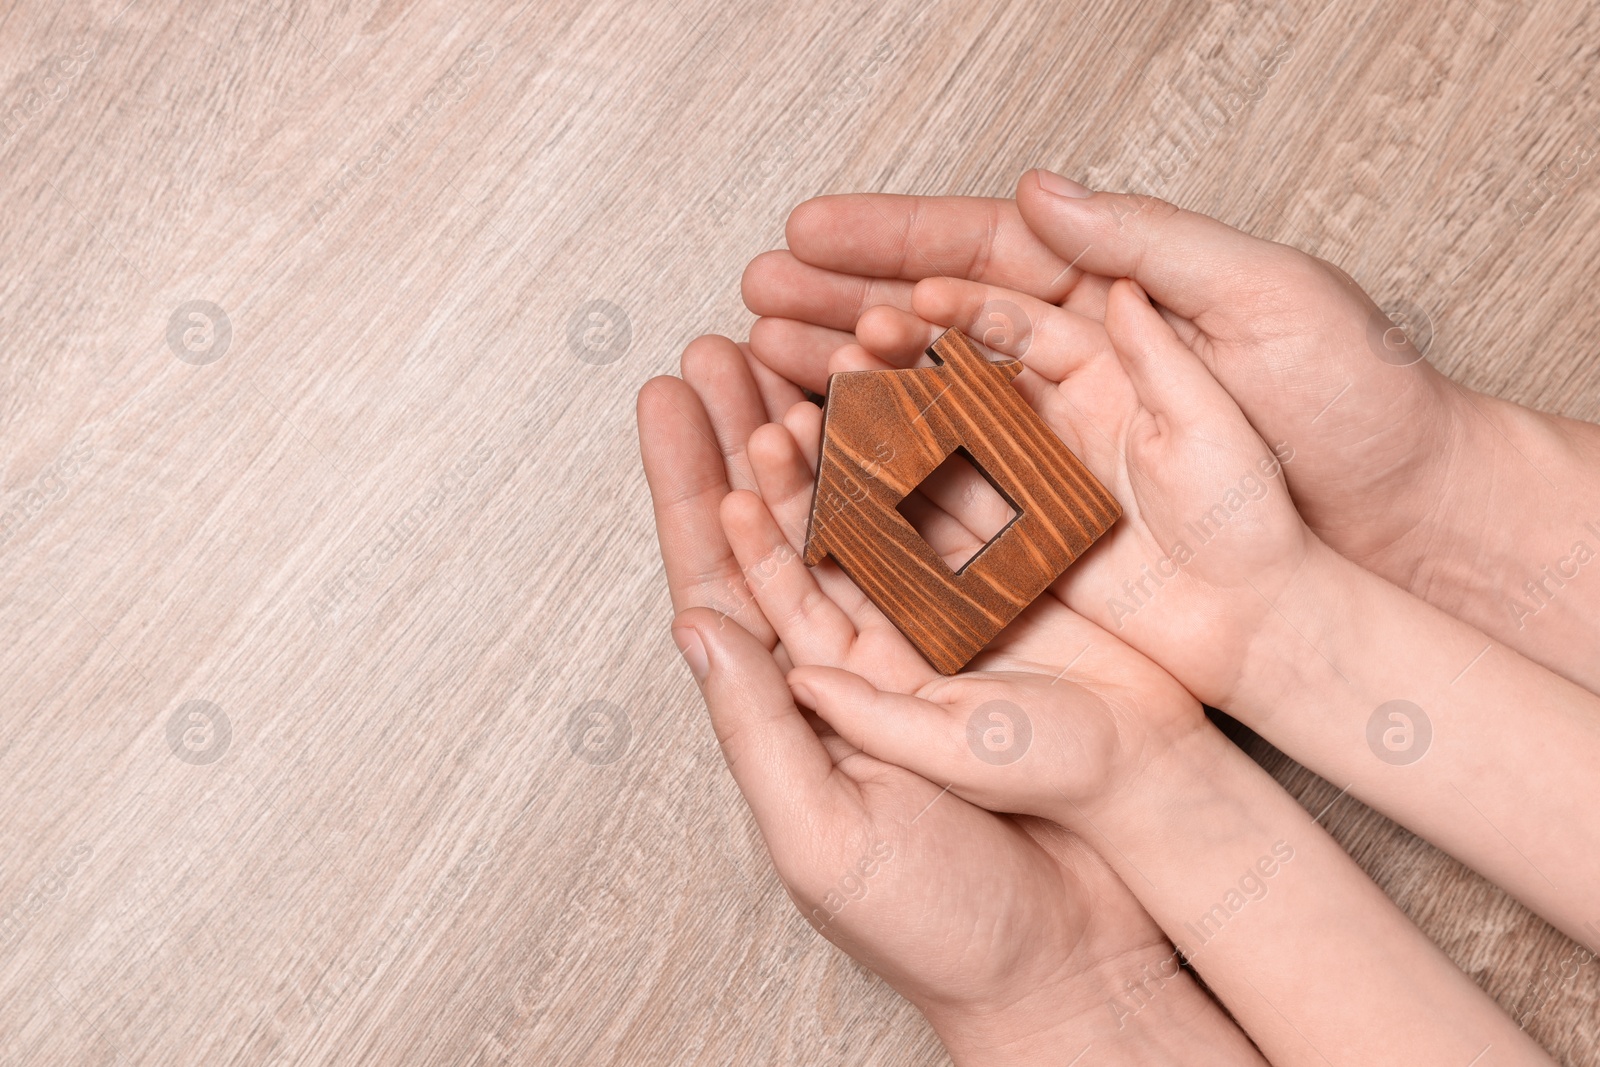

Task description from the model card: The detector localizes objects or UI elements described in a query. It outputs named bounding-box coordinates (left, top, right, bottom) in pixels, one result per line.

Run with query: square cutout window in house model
left=802, top=328, right=1121, bottom=674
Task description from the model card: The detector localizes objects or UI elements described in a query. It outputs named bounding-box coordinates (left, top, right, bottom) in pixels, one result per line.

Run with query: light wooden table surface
left=2, top=0, right=1597, bottom=1063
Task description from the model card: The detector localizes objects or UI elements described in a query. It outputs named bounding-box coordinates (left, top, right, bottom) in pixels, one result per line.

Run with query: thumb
left=674, top=607, right=835, bottom=834
left=786, top=665, right=964, bottom=785
left=1015, top=169, right=1307, bottom=323
left=1103, top=279, right=1239, bottom=424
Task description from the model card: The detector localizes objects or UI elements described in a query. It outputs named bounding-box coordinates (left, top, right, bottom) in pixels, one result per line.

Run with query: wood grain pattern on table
left=803, top=328, right=1118, bottom=673
left=1, top=0, right=1597, bottom=1063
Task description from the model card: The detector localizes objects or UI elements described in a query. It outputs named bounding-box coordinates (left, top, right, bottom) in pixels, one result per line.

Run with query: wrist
left=1223, top=535, right=1361, bottom=724
left=1416, top=386, right=1555, bottom=611
left=921, top=936, right=1239, bottom=1067
left=1069, top=716, right=1240, bottom=842
left=919, top=969, right=1102, bottom=1067
left=1427, top=392, right=1600, bottom=661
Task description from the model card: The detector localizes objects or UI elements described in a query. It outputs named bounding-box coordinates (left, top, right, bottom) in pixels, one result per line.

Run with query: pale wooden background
left=1, top=0, right=1597, bottom=1063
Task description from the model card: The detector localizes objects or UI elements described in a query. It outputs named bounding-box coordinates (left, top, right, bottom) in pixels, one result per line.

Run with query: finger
left=895, top=489, right=988, bottom=571
left=1015, top=170, right=1311, bottom=325
left=741, top=342, right=808, bottom=422
left=747, top=423, right=877, bottom=621
left=781, top=401, right=823, bottom=472
left=785, top=193, right=1078, bottom=298
left=674, top=607, right=838, bottom=837
left=749, top=316, right=855, bottom=394
left=638, top=374, right=775, bottom=643
left=855, top=305, right=942, bottom=366
left=911, top=277, right=1112, bottom=384
left=1103, top=280, right=1238, bottom=423
left=909, top=451, right=1016, bottom=551
left=747, top=423, right=826, bottom=551
left=786, top=665, right=966, bottom=786
left=794, top=667, right=1108, bottom=822
left=827, top=342, right=898, bottom=375
left=1156, top=304, right=1206, bottom=350
left=742, top=249, right=916, bottom=331
left=680, top=334, right=769, bottom=493
left=1061, top=271, right=1114, bottom=322
left=860, top=283, right=1121, bottom=470
left=721, top=489, right=860, bottom=666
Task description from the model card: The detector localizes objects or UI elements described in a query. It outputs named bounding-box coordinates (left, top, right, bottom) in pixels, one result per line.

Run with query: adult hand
left=638, top=336, right=1262, bottom=1066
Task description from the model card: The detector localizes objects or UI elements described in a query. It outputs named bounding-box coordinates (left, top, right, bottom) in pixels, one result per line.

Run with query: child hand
left=840, top=277, right=1322, bottom=712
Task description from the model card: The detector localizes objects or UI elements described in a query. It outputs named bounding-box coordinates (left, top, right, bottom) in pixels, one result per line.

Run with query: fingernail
left=673, top=626, right=709, bottom=682
left=1035, top=169, right=1093, bottom=199
left=788, top=678, right=815, bottom=708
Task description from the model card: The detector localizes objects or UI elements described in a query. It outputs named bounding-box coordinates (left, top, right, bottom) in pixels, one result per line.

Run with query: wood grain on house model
left=803, top=328, right=1119, bottom=673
